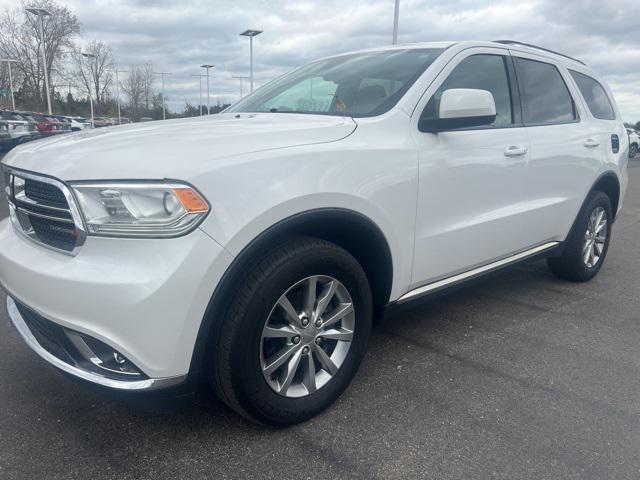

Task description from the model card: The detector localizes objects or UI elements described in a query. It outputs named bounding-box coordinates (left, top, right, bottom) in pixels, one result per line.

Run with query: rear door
left=511, top=52, right=597, bottom=244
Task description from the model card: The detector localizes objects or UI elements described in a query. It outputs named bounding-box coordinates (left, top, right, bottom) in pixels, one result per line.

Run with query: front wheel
left=211, top=237, right=372, bottom=425
left=547, top=191, right=612, bottom=282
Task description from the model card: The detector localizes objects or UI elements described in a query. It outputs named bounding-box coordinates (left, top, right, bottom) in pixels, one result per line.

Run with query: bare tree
left=142, top=62, right=154, bottom=112
left=0, top=0, right=80, bottom=111
left=121, top=65, right=146, bottom=120
left=70, top=40, right=113, bottom=113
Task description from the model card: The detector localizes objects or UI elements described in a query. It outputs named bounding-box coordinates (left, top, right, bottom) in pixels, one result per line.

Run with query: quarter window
left=515, top=58, right=577, bottom=125
left=424, top=54, right=514, bottom=128
left=569, top=70, right=616, bottom=120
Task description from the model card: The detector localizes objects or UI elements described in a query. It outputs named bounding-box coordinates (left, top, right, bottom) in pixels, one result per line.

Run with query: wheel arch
left=590, top=170, right=620, bottom=219
left=188, top=208, right=394, bottom=377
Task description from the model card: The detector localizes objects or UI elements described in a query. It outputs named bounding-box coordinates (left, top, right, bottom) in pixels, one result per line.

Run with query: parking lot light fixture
left=239, top=29, right=263, bottom=94
left=26, top=7, right=53, bottom=114
left=153, top=71, right=172, bottom=120
left=107, top=68, right=126, bottom=124
left=392, top=0, right=400, bottom=44
left=200, top=65, right=214, bottom=115
left=191, top=74, right=206, bottom=116
left=232, top=75, right=250, bottom=100
left=0, top=59, right=18, bottom=110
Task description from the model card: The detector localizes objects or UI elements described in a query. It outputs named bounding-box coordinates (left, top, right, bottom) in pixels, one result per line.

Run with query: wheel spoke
left=320, top=328, right=353, bottom=342
left=583, top=245, right=591, bottom=265
left=278, top=295, right=303, bottom=328
left=320, top=302, right=353, bottom=329
left=314, top=344, right=338, bottom=375
left=263, top=343, right=300, bottom=376
left=302, top=277, right=317, bottom=319
left=302, top=353, right=317, bottom=394
left=263, top=325, right=298, bottom=339
left=278, top=348, right=303, bottom=394
left=595, top=219, right=607, bottom=235
left=312, top=281, right=337, bottom=322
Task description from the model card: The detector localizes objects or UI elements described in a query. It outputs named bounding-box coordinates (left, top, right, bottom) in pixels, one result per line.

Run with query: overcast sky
left=3, top=0, right=640, bottom=121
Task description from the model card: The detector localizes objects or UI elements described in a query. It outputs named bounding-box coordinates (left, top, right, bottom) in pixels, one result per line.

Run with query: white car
left=627, top=128, right=638, bottom=158
left=67, top=117, right=93, bottom=131
left=0, top=40, right=629, bottom=425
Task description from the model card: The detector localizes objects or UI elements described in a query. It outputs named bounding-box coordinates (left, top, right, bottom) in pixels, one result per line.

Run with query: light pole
left=392, top=0, right=400, bottom=44
left=200, top=64, right=214, bottom=114
left=191, top=74, right=206, bottom=116
left=153, top=71, right=172, bottom=120
left=26, top=7, right=53, bottom=114
left=107, top=67, right=126, bottom=123
left=232, top=75, right=250, bottom=100
left=0, top=59, right=18, bottom=110
left=81, top=52, right=96, bottom=125
left=239, top=29, right=262, bottom=93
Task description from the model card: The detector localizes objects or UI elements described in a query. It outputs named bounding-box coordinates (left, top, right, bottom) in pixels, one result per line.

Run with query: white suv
left=0, top=40, right=629, bottom=425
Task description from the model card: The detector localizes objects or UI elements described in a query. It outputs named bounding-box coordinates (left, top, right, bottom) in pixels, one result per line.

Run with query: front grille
left=29, top=216, right=79, bottom=252
left=24, top=178, right=69, bottom=208
left=5, top=170, right=85, bottom=254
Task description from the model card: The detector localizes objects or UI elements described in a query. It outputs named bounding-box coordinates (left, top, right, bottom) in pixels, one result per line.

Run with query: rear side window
left=569, top=70, right=616, bottom=120
left=425, top=54, right=514, bottom=127
left=515, top=57, right=577, bottom=125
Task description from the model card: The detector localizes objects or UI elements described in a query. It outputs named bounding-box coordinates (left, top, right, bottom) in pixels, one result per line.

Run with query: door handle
left=504, top=146, right=528, bottom=157
left=584, top=138, right=600, bottom=148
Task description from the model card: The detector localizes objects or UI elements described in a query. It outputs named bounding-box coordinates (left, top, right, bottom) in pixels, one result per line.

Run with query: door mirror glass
left=420, top=88, right=497, bottom=132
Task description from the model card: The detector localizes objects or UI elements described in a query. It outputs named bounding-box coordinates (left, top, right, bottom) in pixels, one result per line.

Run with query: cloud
left=1, top=0, right=639, bottom=120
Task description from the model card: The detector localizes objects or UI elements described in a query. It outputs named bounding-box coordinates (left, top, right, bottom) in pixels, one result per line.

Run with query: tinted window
left=425, top=54, right=514, bottom=127
left=569, top=70, right=615, bottom=120
left=515, top=58, right=577, bottom=125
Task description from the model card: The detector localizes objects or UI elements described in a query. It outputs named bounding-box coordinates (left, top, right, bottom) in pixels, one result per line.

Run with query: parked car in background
left=140, top=117, right=153, bottom=122
left=115, top=117, right=132, bottom=125
left=0, top=120, right=12, bottom=151
left=0, top=111, right=35, bottom=148
left=627, top=128, right=639, bottom=158
left=16, top=113, right=42, bottom=142
left=70, top=117, right=93, bottom=130
left=31, top=114, right=59, bottom=137
left=0, top=40, right=629, bottom=425
left=93, top=117, right=113, bottom=128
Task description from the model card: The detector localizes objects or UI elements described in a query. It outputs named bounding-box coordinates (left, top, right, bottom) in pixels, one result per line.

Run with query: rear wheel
left=547, top=191, right=612, bottom=282
left=211, top=237, right=372, bottom=425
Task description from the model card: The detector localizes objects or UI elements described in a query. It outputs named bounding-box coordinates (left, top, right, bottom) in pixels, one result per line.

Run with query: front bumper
left=0, top=217, right=234, bottom=388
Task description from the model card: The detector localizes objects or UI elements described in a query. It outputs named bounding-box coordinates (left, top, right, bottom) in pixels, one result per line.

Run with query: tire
left=630, top=143, right=638, bottom=159
left=547, top=191, right=612, bottom=282
left=210, top=237, right=373, bottom=425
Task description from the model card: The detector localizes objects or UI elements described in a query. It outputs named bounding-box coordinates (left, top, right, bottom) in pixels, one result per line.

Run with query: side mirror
left=419, top=88, right=497, bottom=132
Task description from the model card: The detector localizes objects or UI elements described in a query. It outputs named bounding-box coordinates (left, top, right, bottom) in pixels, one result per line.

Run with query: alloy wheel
left=260, top=275, right=355, bottom=398
left=582, top=206, right=607, bottom=268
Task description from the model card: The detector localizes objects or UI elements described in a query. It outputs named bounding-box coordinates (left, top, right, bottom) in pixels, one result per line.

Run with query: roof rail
left=493, top=40, right=586, bottom=66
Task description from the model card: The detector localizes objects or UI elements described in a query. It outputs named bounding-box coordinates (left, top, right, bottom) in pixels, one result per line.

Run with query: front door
left=410, top=48, right=531, bottom=289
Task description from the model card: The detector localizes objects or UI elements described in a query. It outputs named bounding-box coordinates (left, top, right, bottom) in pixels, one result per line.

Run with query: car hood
left=2, top=113, right=357, bottom=181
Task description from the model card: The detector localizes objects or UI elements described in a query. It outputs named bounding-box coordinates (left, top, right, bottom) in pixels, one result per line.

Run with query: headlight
left=70, top=181, right=209, bottom=238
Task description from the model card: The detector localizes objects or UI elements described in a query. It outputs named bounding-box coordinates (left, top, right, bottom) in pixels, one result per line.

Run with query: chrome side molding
left=398, top=241, right=560, bottom=303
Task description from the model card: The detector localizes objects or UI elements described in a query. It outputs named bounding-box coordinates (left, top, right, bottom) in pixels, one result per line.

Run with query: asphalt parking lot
left=0, top=157, right=639, bottom=480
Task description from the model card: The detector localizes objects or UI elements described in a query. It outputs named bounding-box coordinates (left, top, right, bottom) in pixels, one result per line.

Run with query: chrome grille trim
left=2, top=165, right=87, bottom=256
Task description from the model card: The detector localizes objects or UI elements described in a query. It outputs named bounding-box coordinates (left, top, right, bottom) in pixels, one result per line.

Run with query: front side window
left=422, top=54, right=515, bottom=128
left=227, top=48, right=445, bottom=118
left=515, top=57, right=577, bottom=125
left=569, top=70, right=616, bottom=120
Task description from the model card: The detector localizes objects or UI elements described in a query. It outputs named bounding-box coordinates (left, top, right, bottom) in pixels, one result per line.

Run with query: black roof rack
left=493, top=40, right=586, bottom=66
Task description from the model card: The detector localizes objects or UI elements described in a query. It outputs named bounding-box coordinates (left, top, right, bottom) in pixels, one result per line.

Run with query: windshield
left=227, top=48, right=445, bottom=118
